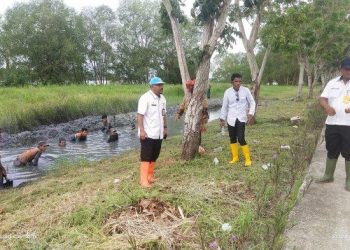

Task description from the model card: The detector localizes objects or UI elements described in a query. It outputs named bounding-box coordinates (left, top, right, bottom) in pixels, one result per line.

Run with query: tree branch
left=207, top=0, right=232, bottom=56
left=235, top=0, right=249, bottom=50
left=249, top=13, right=261, bottom=48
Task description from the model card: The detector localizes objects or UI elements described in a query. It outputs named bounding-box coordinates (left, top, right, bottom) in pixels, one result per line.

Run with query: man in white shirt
left=220, top=73, right=256, bottom=167
left=137, top=76, right=167, bottom=188
left=317, top=57, right=350, bottom=191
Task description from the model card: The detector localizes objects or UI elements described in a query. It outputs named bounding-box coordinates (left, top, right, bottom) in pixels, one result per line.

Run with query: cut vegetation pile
left=104, top=198, right=194, bottom=249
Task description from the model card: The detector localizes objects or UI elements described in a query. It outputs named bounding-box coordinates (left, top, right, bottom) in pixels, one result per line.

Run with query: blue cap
left=149, top=76, right=165, bottom=85
left=341, top=57, right=350, bottom=69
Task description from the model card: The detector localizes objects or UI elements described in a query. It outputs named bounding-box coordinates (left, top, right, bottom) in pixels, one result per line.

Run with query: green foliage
left=244, top=0, right=258, bottom=8
left=212, top=52, right=251, bottom=83
left=160, top=0, right=187, bottom=36
left=261, top=51, right=299, bottom=85
left=0, top=0, right=192, bottom=85
left=192, top=0, right=223, bottom=23
left=0, top=83, right=228, bottom=133
left=1, top=0, right=86, bottom=84
left=261, top=0, right=350, bottom=71
left=80, top=5, right=116, bottom=84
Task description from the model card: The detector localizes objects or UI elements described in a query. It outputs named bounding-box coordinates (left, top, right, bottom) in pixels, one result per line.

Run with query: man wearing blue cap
left=137, top=76, right=167, bottom=188
left=317, top=57, right=350, bottom=191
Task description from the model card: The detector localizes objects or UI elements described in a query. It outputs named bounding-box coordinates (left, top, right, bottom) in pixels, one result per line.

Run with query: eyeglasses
left=235, top=91, right=239, bottom=101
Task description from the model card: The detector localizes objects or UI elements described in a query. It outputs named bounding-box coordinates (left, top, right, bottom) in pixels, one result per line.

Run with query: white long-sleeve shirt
left=220, top=86, right=256, bottom=126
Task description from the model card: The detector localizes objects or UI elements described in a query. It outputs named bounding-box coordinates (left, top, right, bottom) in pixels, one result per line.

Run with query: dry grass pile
left=104, top=198, right=194, bottom=249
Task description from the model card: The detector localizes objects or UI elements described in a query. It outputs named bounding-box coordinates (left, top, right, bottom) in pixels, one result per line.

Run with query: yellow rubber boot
left=148, top=162, right=155, bottom=184
left=230, top=143, right=239, bottom=164
left=241, top=145, right=252, bottom=167
left=140, top=162, right=151, bottom=188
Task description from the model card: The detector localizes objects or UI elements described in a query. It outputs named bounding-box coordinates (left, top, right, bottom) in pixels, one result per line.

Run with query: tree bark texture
left=296, top=58, right=305, bottom=100
left=252, top=46, right=270, bottom=105
left=235, top=0, right=268, bottom=104
left=181, top=0, right=232, bottom=160
left=162, top=0, right=190, bottom=94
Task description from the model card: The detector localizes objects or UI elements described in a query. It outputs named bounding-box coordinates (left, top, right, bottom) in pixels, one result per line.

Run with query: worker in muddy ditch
left=137, top=76, right=167, bottom=188
left=176, top=79, right=209, bottom=153
left=107, top=128, right=119, bottom=143
left=101, top=114, right=112, bottom=134
left=13, top=141, right=49, bottom=167
left=0, top=156, right=12, bottom=188
left=70, top=128, right=88, bottom=142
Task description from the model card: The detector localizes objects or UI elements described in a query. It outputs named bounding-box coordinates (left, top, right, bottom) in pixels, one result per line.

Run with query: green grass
left=0, top=83, right=314, bottom=133
left=0, top=86, right=325, bottom=249
left=0, top=83, right=227, bottom=133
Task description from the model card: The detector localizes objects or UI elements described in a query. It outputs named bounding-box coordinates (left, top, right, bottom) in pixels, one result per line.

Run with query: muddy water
left=0, top=109, right=221, bottom=187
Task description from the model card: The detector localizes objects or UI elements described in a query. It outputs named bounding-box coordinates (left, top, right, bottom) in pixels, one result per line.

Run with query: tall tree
left=305, top=0, right=350, bottom=98
left=81, top=6, right=116, bottom=84
left=262, top=0, right=350, bottom=99
left=161, top=0, right=191, bottom=92
left=113, top=0, right=169, bottom=83
left=162, top=0, right=232, bottom=160
left=232, top=0, right=272, bottom=103
left=261, top=3, right=309, bottom=100
left=1, top=0, right=86, bottom=84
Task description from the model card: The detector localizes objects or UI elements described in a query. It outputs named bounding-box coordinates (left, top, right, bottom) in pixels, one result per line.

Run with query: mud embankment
left=0, top=99, right=222, bottom=148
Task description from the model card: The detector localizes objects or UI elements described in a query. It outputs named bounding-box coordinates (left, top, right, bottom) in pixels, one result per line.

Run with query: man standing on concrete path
left=317, top=57, right=350, bottom=191
left=219, top=73, right=256, bottom=167
left=137, top=76, right=167, bottom=188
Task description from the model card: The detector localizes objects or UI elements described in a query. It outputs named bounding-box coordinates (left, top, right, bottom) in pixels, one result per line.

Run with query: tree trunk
left=307, top=72, right=312, bottom=99
left=235, top=0, right=270, bottom=107
left=180, top=0, right=232, bottom=160
left=162, top=0, right=190, bottom=93
left=253, top=46, right=271, bottom=104
left=181, top=57, right=210, bottom=160
left=296, top=60, right=305, bottom=100
left=309, top=66, right=318, bottom=99
left=304, top=59, right=313, bottom=99
left=181, top=19, right=213, bottom=160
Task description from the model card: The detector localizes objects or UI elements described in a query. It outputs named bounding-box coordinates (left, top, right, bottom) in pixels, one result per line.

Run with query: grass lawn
left=0, top=85, right=324, bottom=249
left=0, top=83, right=230, bottom=133
left=0, top=83, right=309, bottom=133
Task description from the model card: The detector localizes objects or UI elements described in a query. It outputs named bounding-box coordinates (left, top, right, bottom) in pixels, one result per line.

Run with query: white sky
left=0, top=0, right=246, bottom=53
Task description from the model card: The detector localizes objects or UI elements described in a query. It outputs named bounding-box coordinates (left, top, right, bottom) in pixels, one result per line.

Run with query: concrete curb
left=283, top=125, right=350, bottom=250
left=294, top=127, right=325, bottom=203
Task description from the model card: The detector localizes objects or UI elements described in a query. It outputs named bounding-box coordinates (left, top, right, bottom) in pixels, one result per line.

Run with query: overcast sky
left=0, top=0, right=245, bottom=53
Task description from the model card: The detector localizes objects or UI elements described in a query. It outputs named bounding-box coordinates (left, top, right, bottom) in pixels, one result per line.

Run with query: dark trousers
left=228, top=119, right=247, bottom=145
left=325, top=125, right=350, bottom=161
left=140, top=138, right=163, bottom=162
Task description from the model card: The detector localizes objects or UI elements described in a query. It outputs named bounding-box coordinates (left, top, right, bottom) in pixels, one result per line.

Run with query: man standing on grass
left=220, top=73, right=255, bottom=167
left=317, top=57, right=350, bottom=191
left=137, top=76, right=167, bottom=188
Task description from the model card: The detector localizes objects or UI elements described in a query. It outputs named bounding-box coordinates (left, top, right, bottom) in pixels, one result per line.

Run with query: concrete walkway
left=284, top=130, right=350, bottom=250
